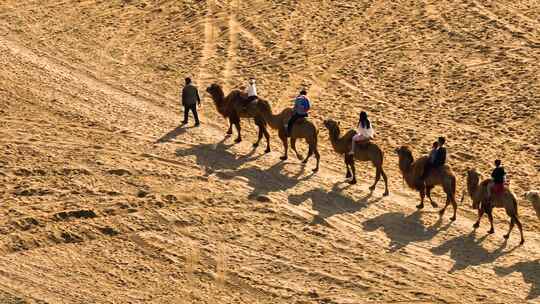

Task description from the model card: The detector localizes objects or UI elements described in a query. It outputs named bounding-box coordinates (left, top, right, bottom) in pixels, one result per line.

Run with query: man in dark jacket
left=181, top=77, right=201, bottom=126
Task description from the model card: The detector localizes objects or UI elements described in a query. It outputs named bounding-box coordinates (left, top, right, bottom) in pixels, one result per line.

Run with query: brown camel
left=206, top=83, right=270, bottom=152
left=323, top=119, right=389, bottom=196
left=462, top=169, right=524, bottom=244
left=395, top=146, right=457, bottom=221
left=255, top=99, right=320, bottom=172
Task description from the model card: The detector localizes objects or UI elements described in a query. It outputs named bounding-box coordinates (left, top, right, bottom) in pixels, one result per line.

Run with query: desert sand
left=0, top=0, right=539, bottom=303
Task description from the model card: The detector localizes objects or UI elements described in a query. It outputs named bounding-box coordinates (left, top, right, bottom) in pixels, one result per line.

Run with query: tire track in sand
left=197, top=0, right=218, bottom=85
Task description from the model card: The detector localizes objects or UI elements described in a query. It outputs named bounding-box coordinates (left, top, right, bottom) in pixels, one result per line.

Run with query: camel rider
left=243, top=78, right=257, bottom=108
left=487, top=159, right=506, bottom=201
left=286, top=89, right=310, bottom=137
left=428, top=141, right=439, bottom=163
left=421, top=136, right=446, bottom=180
left=349, top=111, right=374, bottom=155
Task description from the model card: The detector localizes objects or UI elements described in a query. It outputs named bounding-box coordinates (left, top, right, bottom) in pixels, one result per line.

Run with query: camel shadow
left=175, top=140, right=314, bottom=196
left=431, top=231, right=519, bottom=273
left=494, top=259, right=540, bottom=300
left=156, top=125, right=192, bottom=143
left=288, top=184, right=377, bottom=226
left=363, top=210, right=451, bottom=253
left=214, top=160, right=315, bottom=198
left=175, top=139, right=259, bottom=175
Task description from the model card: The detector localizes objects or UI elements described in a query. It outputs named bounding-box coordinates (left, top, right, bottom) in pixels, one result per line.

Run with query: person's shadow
left=494, top=259, right=540, bottom=300
left=288, top=183, right=379, bottom=226
left=156, top=125, right=192, bottom=143
left=431, top=231, right=519, bottom=273
left=362, top=210, right=451, bottom=252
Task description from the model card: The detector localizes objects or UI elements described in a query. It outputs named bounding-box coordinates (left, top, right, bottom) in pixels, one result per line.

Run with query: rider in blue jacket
left=286, top=89, right=310, bottom=137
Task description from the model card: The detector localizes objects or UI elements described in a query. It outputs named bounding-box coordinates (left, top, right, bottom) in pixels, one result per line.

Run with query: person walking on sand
left=181, top=77, right=201, bottom=127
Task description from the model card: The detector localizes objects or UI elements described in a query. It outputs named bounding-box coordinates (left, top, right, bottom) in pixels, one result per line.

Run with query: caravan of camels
left=201, top=82, right=537, bottom=245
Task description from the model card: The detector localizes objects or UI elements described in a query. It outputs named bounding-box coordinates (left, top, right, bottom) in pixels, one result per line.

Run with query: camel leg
left=279, top=131, right=288, bottom=160
left=504, top=213, right=524, bottom=244
left=426, top=186, right=438, bottom=208
left=438, top=197, right=449, bottom=218
left=263, top=125, right=271, bottom=153
left=486, top=204, right=495, bottom=234
left=503, top=217, right=514, bottom=241
left=303, top=144, right=312, bottom=164
left=450, top=196, right=457, bottom=222
left=344, top=155, right=352, bottom=179
left=380, top=168, right=389, bottom=196
left=369, top=165, right=381, bottom=193
left=416, top=186, right=426, bottom=209
left=515, top=216, right=524, bottom=245
left=313, top=146, right=320, bottom=173
left=473, top=206, right=484, bottom=229
left=348, top=158, right=357, bottom=185
left=226, top=119, right=233, bottom=136
left=253, top=124, right=262, bottom=148
left=231, top=114, right=241, bottom=143
left=291, top=138, right=303, bottom=160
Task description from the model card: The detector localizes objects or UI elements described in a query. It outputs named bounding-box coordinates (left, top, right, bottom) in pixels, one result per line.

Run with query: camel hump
left=412, top=156, right=429, bottom=180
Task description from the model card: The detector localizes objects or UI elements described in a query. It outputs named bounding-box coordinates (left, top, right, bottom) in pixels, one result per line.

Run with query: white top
left=247, top=82, right=257, bottom=97
left=357, top=123, right=374, bottom=138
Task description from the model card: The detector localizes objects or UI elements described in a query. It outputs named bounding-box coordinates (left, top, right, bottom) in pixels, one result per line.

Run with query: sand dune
left=0, top=0, right=539, bottom=303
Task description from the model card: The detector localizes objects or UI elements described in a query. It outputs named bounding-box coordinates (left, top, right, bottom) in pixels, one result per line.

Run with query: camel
left=254, top=99, right=320, bottom=172
left=395, top=146, right=457, bottom=221
left=206, top=83, right=270, bottom=153
left=462, top=169, right=524, bottom=244
left=323, top=119, right=389, bottom=196
left=524, top=190, right=540, bottom=220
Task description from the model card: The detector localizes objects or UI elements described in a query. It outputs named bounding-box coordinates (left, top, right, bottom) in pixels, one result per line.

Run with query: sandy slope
left=0, top=0, right=539, bottom=303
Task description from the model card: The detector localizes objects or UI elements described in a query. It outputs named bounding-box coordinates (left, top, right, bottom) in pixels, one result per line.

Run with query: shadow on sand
left=156, top=125, right=194, bottom=143
left=362, top=210, right=451, bottom=253
left=289, top=183, right=381, bottom=226
left=494, top=259, right=540, bottom=300
left=175, top=138, right=312, bottom=196
left=431, top=231, right=519, bottom=273
left=175, top=139, right=376, bottom=224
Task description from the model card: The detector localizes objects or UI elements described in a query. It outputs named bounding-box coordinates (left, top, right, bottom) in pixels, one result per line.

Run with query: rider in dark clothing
left=421, top=137, right=446, bottom=180
left=491, top=160, right=506, bottom=184
left=433, top=137, right=447, bottom=167
left=488, top=159, right=506, bottom=199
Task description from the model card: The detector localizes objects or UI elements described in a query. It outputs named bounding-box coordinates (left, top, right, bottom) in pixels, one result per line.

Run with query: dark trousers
left=287, top=113, right=307, bottom=135
left=183, top=104, right=199, bottom=124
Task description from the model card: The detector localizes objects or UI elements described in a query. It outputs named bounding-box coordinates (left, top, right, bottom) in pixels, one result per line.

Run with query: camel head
left=323, top=119, right=340, bottom=136
left=395, top=146, right=413, bottom=161
left=395, top=146, right=414, bottom=173
left=465, top=168, right=481, bottom=189
left=206, top=83, right=224, bottom=104
left=525, top=190, right=539, bottom=202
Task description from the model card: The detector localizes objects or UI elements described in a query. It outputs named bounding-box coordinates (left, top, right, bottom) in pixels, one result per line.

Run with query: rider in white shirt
left=349, top=111, right=374, bottom=155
